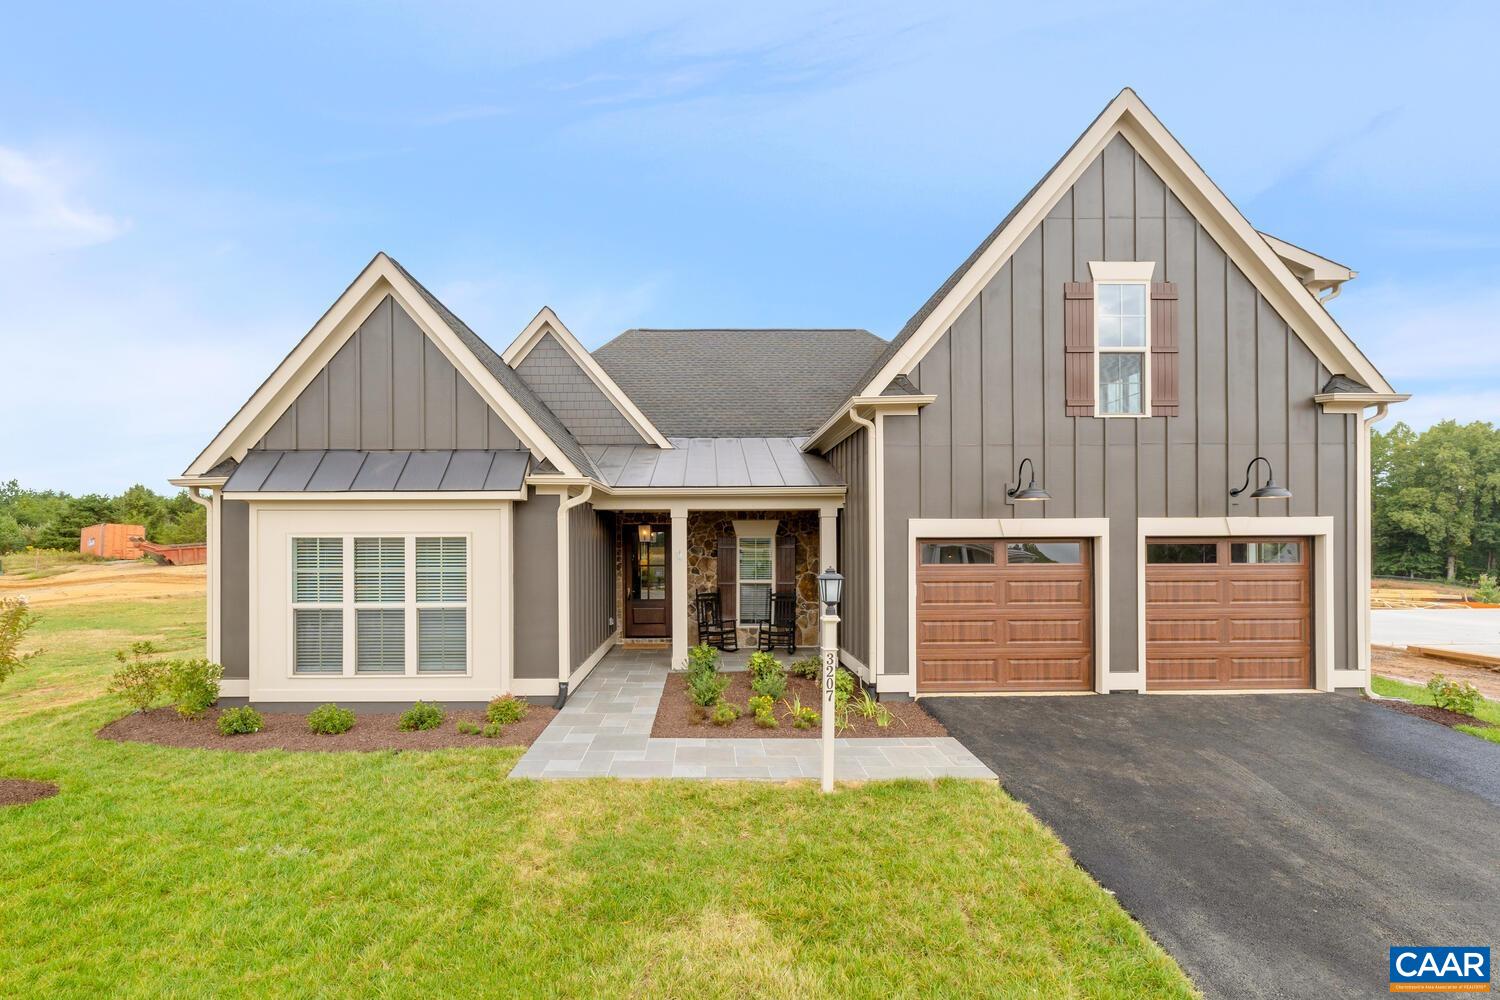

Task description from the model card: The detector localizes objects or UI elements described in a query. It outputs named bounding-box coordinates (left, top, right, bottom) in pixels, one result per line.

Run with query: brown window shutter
left=1150, top=282, right=1180, bottom=417
left=1064, top=282, right=1095, bottom=416
left=775, top=534, right=796, bottom=594
left=717, top=534, right=736, bottom=621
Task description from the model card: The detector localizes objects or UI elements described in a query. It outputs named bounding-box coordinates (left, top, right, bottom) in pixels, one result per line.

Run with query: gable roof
left=184, top=253, right=593, bottom=479
left=500, top=306, right=671, bottom=448
left=839, top=88, right=1395, bottom=429
left=593, top=328, right=888, bottom=437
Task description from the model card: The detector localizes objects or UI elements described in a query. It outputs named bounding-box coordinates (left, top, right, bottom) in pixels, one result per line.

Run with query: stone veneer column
left=671, top=509, right=689, bottom=670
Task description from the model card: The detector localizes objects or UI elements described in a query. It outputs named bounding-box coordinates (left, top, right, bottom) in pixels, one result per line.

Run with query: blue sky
left=2, top=1, right=1496, bottom=493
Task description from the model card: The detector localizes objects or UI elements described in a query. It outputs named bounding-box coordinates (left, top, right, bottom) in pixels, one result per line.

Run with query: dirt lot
left=1373, top=646, right=1500, bottom=701
left=0, top=560, right=205, bottom=607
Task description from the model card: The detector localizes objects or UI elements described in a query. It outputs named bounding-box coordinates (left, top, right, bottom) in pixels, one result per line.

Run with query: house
left=172, top=89, right=1405, bottom=708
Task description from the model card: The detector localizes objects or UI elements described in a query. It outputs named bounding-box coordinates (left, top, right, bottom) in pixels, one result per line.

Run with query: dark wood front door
left=1145, top=537, right=1311, bottom=690
left=624, top=523, right=671, bottom=638
left=915, top=538, right=1093, bottom=692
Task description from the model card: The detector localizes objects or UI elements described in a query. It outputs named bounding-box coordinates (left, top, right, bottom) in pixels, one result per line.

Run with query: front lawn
left=1373, top=674, right=1500, bottom=744
left=0, top=597, right=1196, bottom=998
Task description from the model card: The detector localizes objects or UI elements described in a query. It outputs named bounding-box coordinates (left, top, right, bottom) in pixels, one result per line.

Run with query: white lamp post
left=816, top=567, right=844, bottom=794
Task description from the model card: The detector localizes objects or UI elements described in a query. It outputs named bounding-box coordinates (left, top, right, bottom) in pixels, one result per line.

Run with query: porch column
left=819, top=508, right=837, bottom=576
left=671, top=508, right=689, bottom=670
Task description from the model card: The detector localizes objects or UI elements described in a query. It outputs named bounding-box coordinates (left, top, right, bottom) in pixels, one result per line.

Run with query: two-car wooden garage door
left=914, top=535, right=1312, bottom=693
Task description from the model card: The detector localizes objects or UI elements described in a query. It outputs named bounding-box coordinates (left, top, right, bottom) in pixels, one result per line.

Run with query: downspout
left=847, top=407, right=881, bottom=686
left=184, top=487, right=217, bottom=663
left=555, top=484, right=594, bottom=707
left=1358, top=403, right=1390, bottom=697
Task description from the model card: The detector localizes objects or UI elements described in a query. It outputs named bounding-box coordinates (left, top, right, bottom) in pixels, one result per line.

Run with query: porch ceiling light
left=1230, top=456, right=1292, bottom=500
left=1005, top=457, right=1051, bottom=503
left=817, top=567, right=844, bottom=614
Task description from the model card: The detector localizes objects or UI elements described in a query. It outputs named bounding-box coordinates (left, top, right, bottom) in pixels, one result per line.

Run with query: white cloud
left=1334, top=276, right=1500, bottom=382
left=0, top=146, right=127, bottom=253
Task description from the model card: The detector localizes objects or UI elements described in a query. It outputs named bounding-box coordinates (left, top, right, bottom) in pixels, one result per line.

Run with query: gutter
left=554, top=484, right=594, bottom=707
left=1359, top=403, right=1391, bottom=698
left=846, top=406, right=881, bottom=685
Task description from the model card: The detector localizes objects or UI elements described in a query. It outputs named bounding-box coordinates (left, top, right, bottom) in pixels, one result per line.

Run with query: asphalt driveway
left=923, top=694, right=1500, bottom=1000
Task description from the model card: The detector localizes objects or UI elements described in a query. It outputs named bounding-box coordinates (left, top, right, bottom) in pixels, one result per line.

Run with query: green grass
left=0, top=548, right=110, bottom=580
left=0, top=598, right=1196, bottom=998
left=1372, top=674, right=1500, bottom=744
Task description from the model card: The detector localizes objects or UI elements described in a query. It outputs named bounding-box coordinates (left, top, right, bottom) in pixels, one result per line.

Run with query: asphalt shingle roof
left=592, top=329, right=889, bottom=438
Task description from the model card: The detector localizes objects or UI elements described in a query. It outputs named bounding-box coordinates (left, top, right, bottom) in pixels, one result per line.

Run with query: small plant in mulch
left=217, top=706, right=264, bottom=736
left=481, top=721, right=505, bottom=738
left=782, top=694, right=820, bottom=730
left=1426, top=674, right=1482, bottom=717
left=0, top=596, right=41, bottom=688
left=109, top=642, right=167, bottom=713
left=687, top=667, right=729, bottom=708
left=711, top=700, right=742, bottom=726
left=398, top=702, right=445, bottom=732
left=684, top=643, right=720, bottom=675
left=748, top=652, right=787, bottom=700
left=456, top=720, right=481, bottom=736
left=307, top=703, right=355, bottom=735
left=486, top=694, right=528, bottom=726
left=788, top=655, right=820, bottom=679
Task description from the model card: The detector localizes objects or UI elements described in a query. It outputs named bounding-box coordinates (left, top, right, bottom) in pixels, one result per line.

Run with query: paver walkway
left=511, top=646, right=996, bottom=781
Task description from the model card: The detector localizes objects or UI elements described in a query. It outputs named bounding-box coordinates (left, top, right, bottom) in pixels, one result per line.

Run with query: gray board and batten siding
left=569, top=504, right=616, bottom=670
left=878, top=133, right=1358, bottom=678
left=824, top=428, right=871, bottom=667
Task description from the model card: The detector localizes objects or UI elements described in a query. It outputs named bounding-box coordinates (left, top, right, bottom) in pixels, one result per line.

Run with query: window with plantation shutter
left=292, top=538, right=344, bottom=673
left=354, top=537, right=406, bottom=673
left=417, top=537, right=467, bottom=673
left=356, top=609, right=405, bottom=673
left=354, top=537, right=404, bottom=603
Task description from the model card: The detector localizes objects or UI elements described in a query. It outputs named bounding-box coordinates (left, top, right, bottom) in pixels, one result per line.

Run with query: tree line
left=1373, top=420, right=1500, bottom=582
left=0, top=480, right=205, bottom=554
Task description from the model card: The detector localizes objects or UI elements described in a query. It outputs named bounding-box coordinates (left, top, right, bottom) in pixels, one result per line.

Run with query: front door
left=624, top=523, right=671, bottom=638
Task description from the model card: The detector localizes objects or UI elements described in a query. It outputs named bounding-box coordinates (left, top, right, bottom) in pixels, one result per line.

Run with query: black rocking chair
left=694, top=592, right=738, bottom=651
left=756, top=591, right=797, bottom=654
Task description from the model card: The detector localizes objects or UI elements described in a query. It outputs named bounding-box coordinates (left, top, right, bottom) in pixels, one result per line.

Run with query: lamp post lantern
left=816, top=567, right=844, bottom=794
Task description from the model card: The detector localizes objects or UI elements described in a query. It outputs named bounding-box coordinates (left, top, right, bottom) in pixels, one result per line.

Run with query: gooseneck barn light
left=1005, top=457, right=1051, bottom=503
left=1230, top=456, right=1293, bottom=500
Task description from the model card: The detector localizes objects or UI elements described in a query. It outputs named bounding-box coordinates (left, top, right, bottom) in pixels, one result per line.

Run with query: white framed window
left=1089, top=261, right=1154, bottom=417
left=732, top=519, right=778, bottom=626
left=290, top=534, right=470, bottom=677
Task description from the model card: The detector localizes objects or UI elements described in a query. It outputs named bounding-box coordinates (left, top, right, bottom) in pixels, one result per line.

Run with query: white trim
left=587, top=491, right=844, bottom=511
left=906, top=518, right=1112, bottom=696
left=1136, top=516, right=1339, bottom=692
left=1259, top=232, right=1356, bottom=296
left=221, top=679, right=249, bottom=698
left=1314, top=392, right=1410, bottom=411
left=1353, top=404, right=1390, bottom=692
left=857, top=89, right=1393, bottom=398
left=732, top=519, right=779, bottom=539
left=847, top=409, right=883, bottom=683
left=556, top=485, right=594, bottom=685
left=501, top=306, right=672, bottom=449
left=801, top=394, right=936, bottom=453
left=732, top=521, right=778, bottom=627
left=1088, top=260, right=1156, bottom=282
left=186, top=254, right=581, bottom=477
left=568, top=632, right=618, bottom=690
left=223, top=490, right=527, bottom=503
left=669, top=510, right=689, bottom=674
left=839, top=648, right=870, bottom=683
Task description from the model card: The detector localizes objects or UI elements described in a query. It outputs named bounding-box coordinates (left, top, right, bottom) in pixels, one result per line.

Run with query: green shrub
left=850, top=688, right=895, bottom=729
left=834, top=668, right=856, bottom=702
left=216, top=706, right=264, bottom=736
left=165, top=657, right=222, bottom=719
left=687, top=667, right=730, bottom=708
left=486, top=694, right=527, bottom=725
left=108, top=643, right=167, bottom=713
left=0, top=596, right=41, bottom=687
left=748, top=652, right=787, bottom=700
left=307, top=703, right=355, bottom=735
left=782, top=694, right=819, bottom=729
left=711, top=700, right=741, bottom=726
left=1426, top=674, right=1482, bottom=717
left=685, top=643, right=720, bottom=676
left=398, top=701, right=445, bottom=731
left=747, top=693, right=775, bottom=716
left=1474, top=574, right=1500, bottom=603
left=482, top=721, right=505, bottom=738
left=753, top=706, right=778, bottom=729
left=789, top=655, right=821, bottom=679
left=457, top=720, right=481, bottom=735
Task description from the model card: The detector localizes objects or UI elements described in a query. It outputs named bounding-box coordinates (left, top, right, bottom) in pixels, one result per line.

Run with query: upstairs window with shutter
left=354, top=537, right=405, bottom=674
left=1066, top=262, right=1179, bottom=418
left=416, top=537, right=468, bottom=673
left=1096, top=281, right=1149, bottom=415
left=292, top=537, right=344, bottom=674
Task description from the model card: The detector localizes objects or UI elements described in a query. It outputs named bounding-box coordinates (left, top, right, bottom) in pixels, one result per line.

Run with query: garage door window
left=1147, top=542, right=1218, bottom=564
left=1006, top=542, right=1081, bottom=564
left=1231, top=541, right=1300, bottom=564
left=920, top=542, right=995, bottom=565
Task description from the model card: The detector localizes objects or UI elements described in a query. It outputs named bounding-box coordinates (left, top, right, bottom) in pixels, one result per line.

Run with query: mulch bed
left=1372, top=699, right=1495, bottom=731
left=97, top=705, right=557, bottom=753
left=651, top=671, right=947, bottom=739
left=0, top=779, right=59, bottom=808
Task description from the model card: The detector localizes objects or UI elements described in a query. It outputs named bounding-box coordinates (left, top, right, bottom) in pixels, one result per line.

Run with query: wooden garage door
left=915, top=539, right=1092, bottom=693
left=1145, top=538, right=1311, bottom=690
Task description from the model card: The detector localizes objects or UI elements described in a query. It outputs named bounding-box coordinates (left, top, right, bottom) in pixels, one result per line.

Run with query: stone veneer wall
left=612, top=510, right=822, bottom=650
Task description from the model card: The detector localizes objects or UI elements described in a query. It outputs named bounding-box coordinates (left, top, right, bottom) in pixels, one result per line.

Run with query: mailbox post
left=816, top=567, right=844, bottom=794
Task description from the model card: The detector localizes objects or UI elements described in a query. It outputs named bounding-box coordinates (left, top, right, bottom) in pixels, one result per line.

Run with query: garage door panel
left=917, top=617, right=997, bottom=646
left=1146, top=537, right=1311, bottom=690
left=916, top=538, right=1092, bottom=693
left=918, top=580, right=1000, bottom=608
